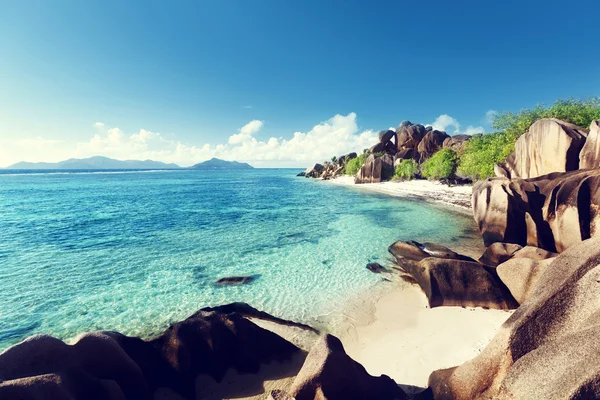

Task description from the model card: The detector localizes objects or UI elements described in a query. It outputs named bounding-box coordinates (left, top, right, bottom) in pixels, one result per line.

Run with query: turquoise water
left=0, top=169, right=477, bottom=350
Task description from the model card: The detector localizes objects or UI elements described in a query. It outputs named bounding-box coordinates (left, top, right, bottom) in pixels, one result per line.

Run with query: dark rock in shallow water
left=215, top=275, right=257, bottom=285
left=296, top=171, right=306, bottom=177
left=366, top=262, right=388, bottom=273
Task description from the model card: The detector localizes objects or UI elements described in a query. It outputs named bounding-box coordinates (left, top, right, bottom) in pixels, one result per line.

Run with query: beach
left=324, top=175, right=473, bottom=212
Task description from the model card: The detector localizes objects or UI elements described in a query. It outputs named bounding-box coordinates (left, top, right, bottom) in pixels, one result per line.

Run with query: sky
left=1, top=0, right=599, bottom=168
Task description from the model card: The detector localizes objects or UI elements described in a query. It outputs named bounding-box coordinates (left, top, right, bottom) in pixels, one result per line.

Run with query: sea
left=0, top=169, right=478, bottom=351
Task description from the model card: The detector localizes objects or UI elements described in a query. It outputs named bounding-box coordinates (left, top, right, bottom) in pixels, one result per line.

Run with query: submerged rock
left=215, top=276, right=257, bottom=285
left=366, top=262, right=388, bottom=273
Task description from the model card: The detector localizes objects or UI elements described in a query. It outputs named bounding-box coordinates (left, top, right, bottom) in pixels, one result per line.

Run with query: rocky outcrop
left=355, top=154, right=394, bottom=184
left=417, top=130, right=451, bottom=162
left=496, top=118, right=589, bottom=179
left=399, top=257, right=518, bottom=309
left=304, top=164, right=324, bottom=178
left=472, top=168, right=600, bottom=252
left=496, top=257, right=555, bottom=304
left=0, top=304, right=304, bottom=400
left=443, top=134, right=471, bottom=153
left=388, top=240, right=476, bottom=264
left=428, top=238, right=600, bottom=400
left=281, top=334, right=406, bottom=400
left=396, top=122, right=426, bottom=151
left=579, top=120, right=600, bottom=169
left=478, top=242, right=523, bottom=267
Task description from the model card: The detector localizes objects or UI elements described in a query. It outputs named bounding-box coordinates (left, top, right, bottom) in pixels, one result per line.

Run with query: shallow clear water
left=0, top=169, right=477, bottom=350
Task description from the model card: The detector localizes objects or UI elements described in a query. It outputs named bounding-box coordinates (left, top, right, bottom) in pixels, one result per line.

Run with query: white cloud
left=242, top=105, right=252, bottom=109
left=94, top=122, right=104, bottom=128
left=1, top=113, right=378, bottom=168
left=463, top=126, right=486, bottom=135
left=427, top=114, right=486, bottom=136
left=429, top=114, right=461, bottom=134
left=228, top=120, right=264, bottom=145
left=485, top=110, right=498, bottom=124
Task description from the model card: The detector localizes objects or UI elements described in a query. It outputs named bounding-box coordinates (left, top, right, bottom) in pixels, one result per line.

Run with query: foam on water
left=0, top=169, right=478, bottom=350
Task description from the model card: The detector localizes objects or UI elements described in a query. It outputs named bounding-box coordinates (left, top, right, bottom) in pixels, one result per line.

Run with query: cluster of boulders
left=301, top=120, right=472, bottom=185
left=495, top=118, right=599, bottom=179
left=0, top=303, right=406, bottom=400
left=300, top=152, right=357, bottom=180
left=427, top=238, right=600, bottom=399
left=355, top=122, right=470, bottom=184
left=473, top=167, right=600, bottom=253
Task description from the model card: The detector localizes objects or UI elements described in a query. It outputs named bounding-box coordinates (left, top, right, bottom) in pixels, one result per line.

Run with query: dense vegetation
left=337, top=98, right=600, bottom=182
left=458, top=98, right=600, bottom=180
left=393, top=159, right=419, bottom=180
left=342, top=153, right=367, bottom=176
left=422, top=149, right=458, bottom=180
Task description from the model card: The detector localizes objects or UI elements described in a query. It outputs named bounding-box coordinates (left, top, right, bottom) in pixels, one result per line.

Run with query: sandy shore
left=324, top=175, right=473, bottom=212
left=338, top=283, right=511, bottom=392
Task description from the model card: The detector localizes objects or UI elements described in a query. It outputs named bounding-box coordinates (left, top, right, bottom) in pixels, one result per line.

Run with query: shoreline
left=322, top=175, right=473, bottom=214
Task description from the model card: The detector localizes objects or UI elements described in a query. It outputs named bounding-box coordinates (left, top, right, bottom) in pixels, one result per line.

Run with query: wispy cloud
left=485, top=110, right=498, bottom=125
left=1, top=113, right=378, bottom=168
left=427, top=114, right=485, bottom=136
left=242, top=105, right=252, bottom=109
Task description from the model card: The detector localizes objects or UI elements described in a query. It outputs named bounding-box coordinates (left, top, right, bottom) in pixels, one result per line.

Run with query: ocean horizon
left=0, top=169, right=478, bottom=351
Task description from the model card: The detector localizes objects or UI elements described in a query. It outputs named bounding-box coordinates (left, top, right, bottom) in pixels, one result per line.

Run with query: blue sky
left=1, top=0, right=599, bottom=167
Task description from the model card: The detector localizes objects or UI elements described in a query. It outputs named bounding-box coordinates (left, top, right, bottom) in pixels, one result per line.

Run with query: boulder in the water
left=215, top=276, right=257, bottom=286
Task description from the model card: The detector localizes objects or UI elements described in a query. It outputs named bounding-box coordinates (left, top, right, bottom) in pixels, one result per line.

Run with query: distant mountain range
left=190, top=158, right=254, bottom=170
left=6, top=156, right=254, bottom=170
left=7, top=156, right=181, bottom=170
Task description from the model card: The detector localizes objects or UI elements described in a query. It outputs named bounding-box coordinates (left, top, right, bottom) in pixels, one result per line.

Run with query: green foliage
left=394, top=159, right=419, bottom=180
left=422, top=149, right=458, bottom=180
left=459, top=98, right=600, bottom=181
left=457, top=132, right=513, bottom=180
left=342, top=153, right=367, bottom=176
left=331, top=156, right=337, bottom=163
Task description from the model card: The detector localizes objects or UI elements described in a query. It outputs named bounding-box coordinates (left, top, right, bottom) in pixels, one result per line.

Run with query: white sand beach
left=324, top=175, right=473, bottom=212
left=340, top=284, right=511, bottom=392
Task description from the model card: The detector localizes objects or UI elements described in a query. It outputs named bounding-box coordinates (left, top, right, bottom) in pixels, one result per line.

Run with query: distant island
left=190, top=158, right=254, bottom=170
left=6, top=156, right=181, bottom=170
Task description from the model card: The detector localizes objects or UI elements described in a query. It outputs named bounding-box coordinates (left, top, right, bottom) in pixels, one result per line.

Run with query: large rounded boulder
left=283, top=334, right=406, bottom=400
left=428, top=238, right=600, bottom=400
left=472, top=168, right=600, bottom=252
left=498, top=118, right=588, bottom=179
left=579, top=120, right=600, bottom=169
left=417, top=130, right=450, bottom=162
left=396, top=123, right=426, bottom=150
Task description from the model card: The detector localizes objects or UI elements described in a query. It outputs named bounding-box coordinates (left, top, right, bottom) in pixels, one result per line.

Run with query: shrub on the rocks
left=394, top=159, right=419, bottom=180
left=422, top=149, right=458, bottom=180
left=343, top=153, right=366, bottom=176
left=458, top=98, right=600, bottom=180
